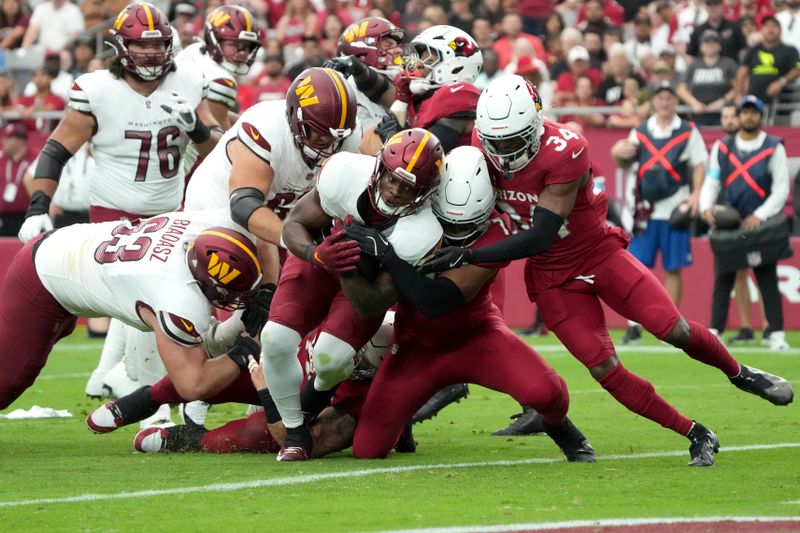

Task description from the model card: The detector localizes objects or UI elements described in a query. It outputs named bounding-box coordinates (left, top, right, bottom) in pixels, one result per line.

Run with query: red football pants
left=353, top=313, right=569, bottom=459
left=0, top=236, right=77, bottom=409
left=534, top=248, right=682, bottom=368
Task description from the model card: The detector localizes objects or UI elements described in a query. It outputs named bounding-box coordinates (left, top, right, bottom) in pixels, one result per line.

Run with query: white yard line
left=0, top=442, right=797, bottom=508
left=374, top=516, right=800, bottom=533
left=36, top=372, right=91, bottom=381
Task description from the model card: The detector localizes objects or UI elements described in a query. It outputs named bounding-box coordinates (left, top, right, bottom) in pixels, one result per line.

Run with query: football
left=713, top=205, right=742, bottom=230
left=669, top=201, right=693, bottom=229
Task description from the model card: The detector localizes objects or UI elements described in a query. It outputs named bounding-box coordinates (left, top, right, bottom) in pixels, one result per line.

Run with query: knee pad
left=261, top=321, right=302, bottom=362
left=123, top=329, right=164, bottom=386
left=312, top=332, right=356, bottom=390
left=260, top=322, right=304, bottom=427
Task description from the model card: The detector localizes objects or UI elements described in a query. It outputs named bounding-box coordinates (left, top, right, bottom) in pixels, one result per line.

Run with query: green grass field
left=1, top=328, right=799, bottom=532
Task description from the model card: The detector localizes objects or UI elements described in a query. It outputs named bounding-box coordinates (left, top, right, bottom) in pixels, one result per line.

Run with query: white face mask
left=409, top=77, right=435, bottom=95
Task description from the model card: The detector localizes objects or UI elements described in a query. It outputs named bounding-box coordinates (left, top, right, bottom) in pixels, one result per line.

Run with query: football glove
left=418, top=246, right=473, bottom=274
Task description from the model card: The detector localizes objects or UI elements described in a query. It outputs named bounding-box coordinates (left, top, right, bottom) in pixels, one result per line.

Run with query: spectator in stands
left=448, top=0, right=474, bottom=33
left=276, top=0, right=316, bottom=47
left=33, top=50, right=71, bottom=101
left=369, top=0, right=401, bottom=28
left=0, top=71, right=17, bottom=111
left=737, top=16, right=800, bottom=106
left=472, top=17, right=494, bottom=49
left=81, top=0, right=127, bottom=31
left=0, top=0, right=31, bottom=49
left=492, top=12, right=545, bottom=69
left=21, top=0, right=84, bottom=52
left=69, top=34, right=95, bottom=78
left=625, top=12, right=655, bottom=69
left=582, top=28, right=606, bottom=68
left=617, top=0, right=651, bottom=22
left=477, top=0, right=506, bottom=33
left=677, top=29, right=739, bottom=125
left=739, top=15, right=763, bottom=47
left=474, top=48, right=502, bottom=90
left=607, top=76, right=651, bottom=128
left=555, top=45, right=602, bottom=106
left=320, top=14, right=346, bottom=58
left=287, top=34, right=326, bottom=78
left=578, top=0, right=613, bottom=34
left=250, top=54, right=292, bottom=105
left=776, top=0, right=800, bottom=48
left=611, top=81, right=708, bottom=343
left=687, top=0, right=748, bottom=62
left=647, top=59, right=677, bottom=92
left=420, top=3, right=448, bottom=29
left=560, top=75, right=606, bottom=127
left=315, top=0, right=353, bottom=36
left=400, top=0, right=430, bottom=35
left=598, top=43, right=646, bottom=105
left=701, top=95, right=791, bottom=351
left=671, top=0, right=709, bottom=62
left=549, top=27, right=582, bottom=79
left=508, top=53, right=550, bottom=89
left=517, top=0, right=556, bottom=37
left=543, top=10, right=565, bottom=39
left=731, top=0, right=775, bottom=26
left=651, top=1, right=674, bottom=57
left=0, top=123, right=33, bottom=237
left=16, top=66, right=64, bottom=133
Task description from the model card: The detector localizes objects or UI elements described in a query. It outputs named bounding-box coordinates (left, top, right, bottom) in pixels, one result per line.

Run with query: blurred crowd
left=0, top=0, right=797, bottom=124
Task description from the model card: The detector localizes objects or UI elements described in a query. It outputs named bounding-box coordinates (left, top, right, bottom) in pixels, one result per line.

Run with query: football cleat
left=768, top=331, right=790, bottom=352
left=492, top=407, right=545, bottom=436
left=543, top=418, right=596, bottom=463
left=687, top=422, right=719, bottom=467
left=181, top=401, right=210, bottom=428
left=134, top=424, right=205, bottom=453
left=727, top=328, right=754, bottom=345
left=84, top=368, right=112, bottom=399
left=730, top=364, right=794, bottom=406
left=86, top=401, right=125, bottom=433
left=394, top=423, right=417, bottom=453
left=276, top=446, right=309, bottom=461
left=621, top=324, right=641, bottom=344
left=412, top=383, right=469, bottom=424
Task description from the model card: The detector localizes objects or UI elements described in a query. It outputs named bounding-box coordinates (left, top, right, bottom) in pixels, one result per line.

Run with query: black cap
left=654, top=80, right=677, bottom=95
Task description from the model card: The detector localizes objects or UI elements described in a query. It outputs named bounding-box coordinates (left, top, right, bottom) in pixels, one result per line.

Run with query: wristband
left=25, top=190, right=51, bottom=218
left=188, top=113, right=211, bottom=144
left=304, top=243, right=316, bottom=263
left=257, top=388, right=282, bottom=424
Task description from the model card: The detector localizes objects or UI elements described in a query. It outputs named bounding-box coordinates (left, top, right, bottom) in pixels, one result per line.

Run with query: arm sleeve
left=427, top=121, right=461, bottom=154
left=700, top=141, right=722, bottom=213
left=686, top=127, right=708, bottom=167
left=469, top=206, right=564, bottom=264
left=384, top=253, right=465, bottom=319
left=754, top=143, right=790, bottom=221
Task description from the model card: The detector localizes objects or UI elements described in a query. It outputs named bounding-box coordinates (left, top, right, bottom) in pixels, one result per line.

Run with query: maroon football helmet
left=187, top=227, right=263, bottom=310
left=110, top=2, right=174, bottom=81
left=203, top=5, right=262, bottom=75
left=370, top=128, right=444, bottom=217
left=286, top=67, right=358, bottom=167
left=336, top=16, right=405, bottom=70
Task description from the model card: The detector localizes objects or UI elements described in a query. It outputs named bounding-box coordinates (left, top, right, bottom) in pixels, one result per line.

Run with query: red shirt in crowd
left=17, top=92, right=65, bottom=133
left=0, top=145, right=34, bottom=215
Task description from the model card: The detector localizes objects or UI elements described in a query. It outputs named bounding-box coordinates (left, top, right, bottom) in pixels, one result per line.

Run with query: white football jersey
left=317, top=151, right=442, bottom=266
left=68, top=65, right=208, bottom=216
left=34, top=209, right=247, bottom=347
left=184, top=99, right=362, bottom=220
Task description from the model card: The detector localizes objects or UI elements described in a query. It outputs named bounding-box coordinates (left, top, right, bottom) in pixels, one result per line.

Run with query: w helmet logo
left=207, top=252, right=241, bottom=284
left=449, top=36, right=477, bottom=57
left=295, top=76, right=320, bottom=107
left=207, top=9, right=231, bottom=27
left=343, top=20, right=368, bottom=43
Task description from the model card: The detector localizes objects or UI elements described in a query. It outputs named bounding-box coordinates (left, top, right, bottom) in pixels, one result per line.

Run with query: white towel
left=0, top=405, right=73, bottom=419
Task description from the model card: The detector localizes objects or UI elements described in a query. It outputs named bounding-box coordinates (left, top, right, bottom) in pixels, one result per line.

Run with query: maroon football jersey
left=395, top=212, right=511, bottom=348
left=409, top=82, right=480, bottom=148
left=472, top=119, right=613, bottom=274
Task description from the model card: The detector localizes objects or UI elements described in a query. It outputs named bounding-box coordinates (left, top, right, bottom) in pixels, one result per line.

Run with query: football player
left=361, top=25, right=484, bottom=154
left=15, top=3, right=226, bottom=406
left=96, top=314, right=395, bottom=459
left=176, top=4, right=262, bottom=169
left=261, top=128, right=444, bottom=461
left=339, top=146, right=594, bottom=461
left=324, top=16, right=405, bottom=152
left=0, top=210, right=262, bottom=411
left=420, top=75, right=794, bottom=467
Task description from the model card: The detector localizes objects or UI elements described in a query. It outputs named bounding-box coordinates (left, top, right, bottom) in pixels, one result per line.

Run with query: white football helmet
left=476, top=75, right=545, bottom=175
left=404, top=25, right=482, bottom=94
left=351, top=311, right=395, bottom=380
left=434, top=146, right=495, bottom=246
